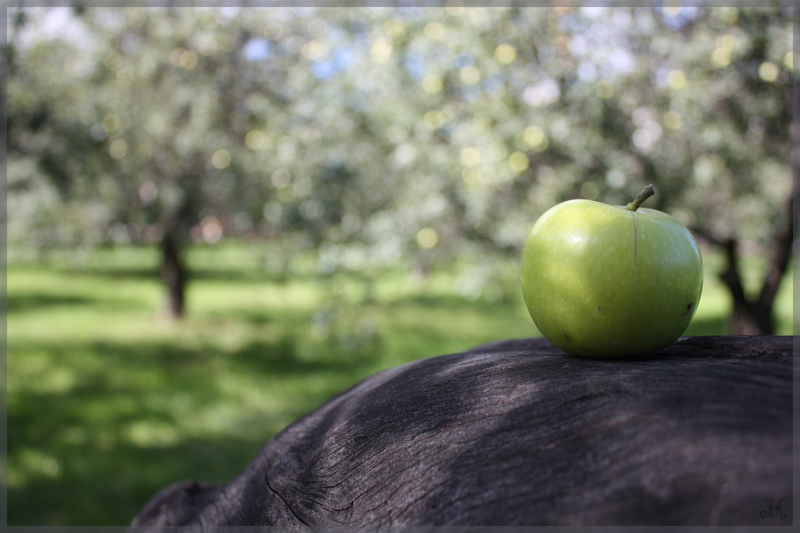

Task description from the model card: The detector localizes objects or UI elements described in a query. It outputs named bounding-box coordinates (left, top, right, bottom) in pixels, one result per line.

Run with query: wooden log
left=129, top=335, right=793, bottom=527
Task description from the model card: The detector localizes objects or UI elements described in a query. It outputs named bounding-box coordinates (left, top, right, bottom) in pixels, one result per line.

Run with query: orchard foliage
left=6, top=6, right=794, bottom=303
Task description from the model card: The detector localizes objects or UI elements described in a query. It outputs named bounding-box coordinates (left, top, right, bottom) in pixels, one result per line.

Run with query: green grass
left=5, top=243, right=793, bottom=525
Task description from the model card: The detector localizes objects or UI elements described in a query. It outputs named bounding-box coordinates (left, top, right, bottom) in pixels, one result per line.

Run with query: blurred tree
left=6, top=6, right=794, bottom=331
left=7, top=7, right=294, bottom=317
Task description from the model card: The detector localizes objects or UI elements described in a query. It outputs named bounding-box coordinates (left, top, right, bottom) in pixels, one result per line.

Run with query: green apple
left=520, top=185, right=703, bottom=357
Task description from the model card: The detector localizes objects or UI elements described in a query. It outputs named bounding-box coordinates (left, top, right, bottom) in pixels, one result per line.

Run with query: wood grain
left=129, top=335, right=793, bottom=527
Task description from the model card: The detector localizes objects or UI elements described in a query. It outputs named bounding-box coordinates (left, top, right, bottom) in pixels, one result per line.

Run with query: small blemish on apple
left=684, top=303, right=693, bottom=316
left=597, top=306, right=602, bottom=311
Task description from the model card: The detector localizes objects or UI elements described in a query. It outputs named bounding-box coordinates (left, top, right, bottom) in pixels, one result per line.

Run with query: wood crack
left=264, top=473, right=310, bottom=526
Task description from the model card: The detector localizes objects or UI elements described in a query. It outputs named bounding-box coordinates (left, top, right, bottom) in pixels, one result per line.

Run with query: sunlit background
left=5, top=5, right=795, bottom=525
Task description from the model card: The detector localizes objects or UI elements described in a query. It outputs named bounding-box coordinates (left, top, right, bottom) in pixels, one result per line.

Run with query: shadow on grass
left=225, top=337, right=376, bottom=376
left=390, top=292, right=514, bottom=310
left=8, top=432, right=266, bottom=526
left=200, top=308, right=311, bottom=327
left=7, top=335, right=378, bottom=526
left=57, top=265, right=302, bottom=284
left=6, top=294, right=98, bottom=313
left=6, top=293, right=155, bottom=314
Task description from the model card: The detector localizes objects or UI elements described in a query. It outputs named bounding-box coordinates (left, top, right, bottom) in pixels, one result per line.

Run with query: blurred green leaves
left=6, top=5, right=794, bottom=298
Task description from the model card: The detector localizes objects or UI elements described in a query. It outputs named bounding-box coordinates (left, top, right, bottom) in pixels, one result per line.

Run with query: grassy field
left=6, top=243, right=793, bottom=525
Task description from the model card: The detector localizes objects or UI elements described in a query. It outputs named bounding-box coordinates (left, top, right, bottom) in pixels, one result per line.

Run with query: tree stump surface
left=129, top=335, right=793, bottom=528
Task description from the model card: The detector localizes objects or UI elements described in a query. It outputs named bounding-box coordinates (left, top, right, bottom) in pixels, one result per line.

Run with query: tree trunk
left=160, top=237, right=186, bottom=319
left=729, top=298, right=773, bottom=335
left=720, top=239, right=773, bottom=335
left=130, top=335, right=792, bottom=527
left=715, top=191, right=793, bottom=335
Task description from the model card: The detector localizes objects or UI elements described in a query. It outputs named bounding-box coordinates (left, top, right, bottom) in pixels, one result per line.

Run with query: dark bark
left=708, top=190, right=793, bottom=335
left=129, top=335, right=793, bottom=528
left=720, top=239, right=773, bottom=335
left=160, top=236, right=186, bottom=319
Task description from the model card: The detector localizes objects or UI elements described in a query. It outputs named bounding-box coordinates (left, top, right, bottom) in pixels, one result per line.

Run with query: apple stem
left=626, top=184, right=655, bottom=212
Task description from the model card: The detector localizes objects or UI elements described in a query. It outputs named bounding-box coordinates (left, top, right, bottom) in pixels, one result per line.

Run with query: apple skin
left=520, top=199, right=703, bottom=357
